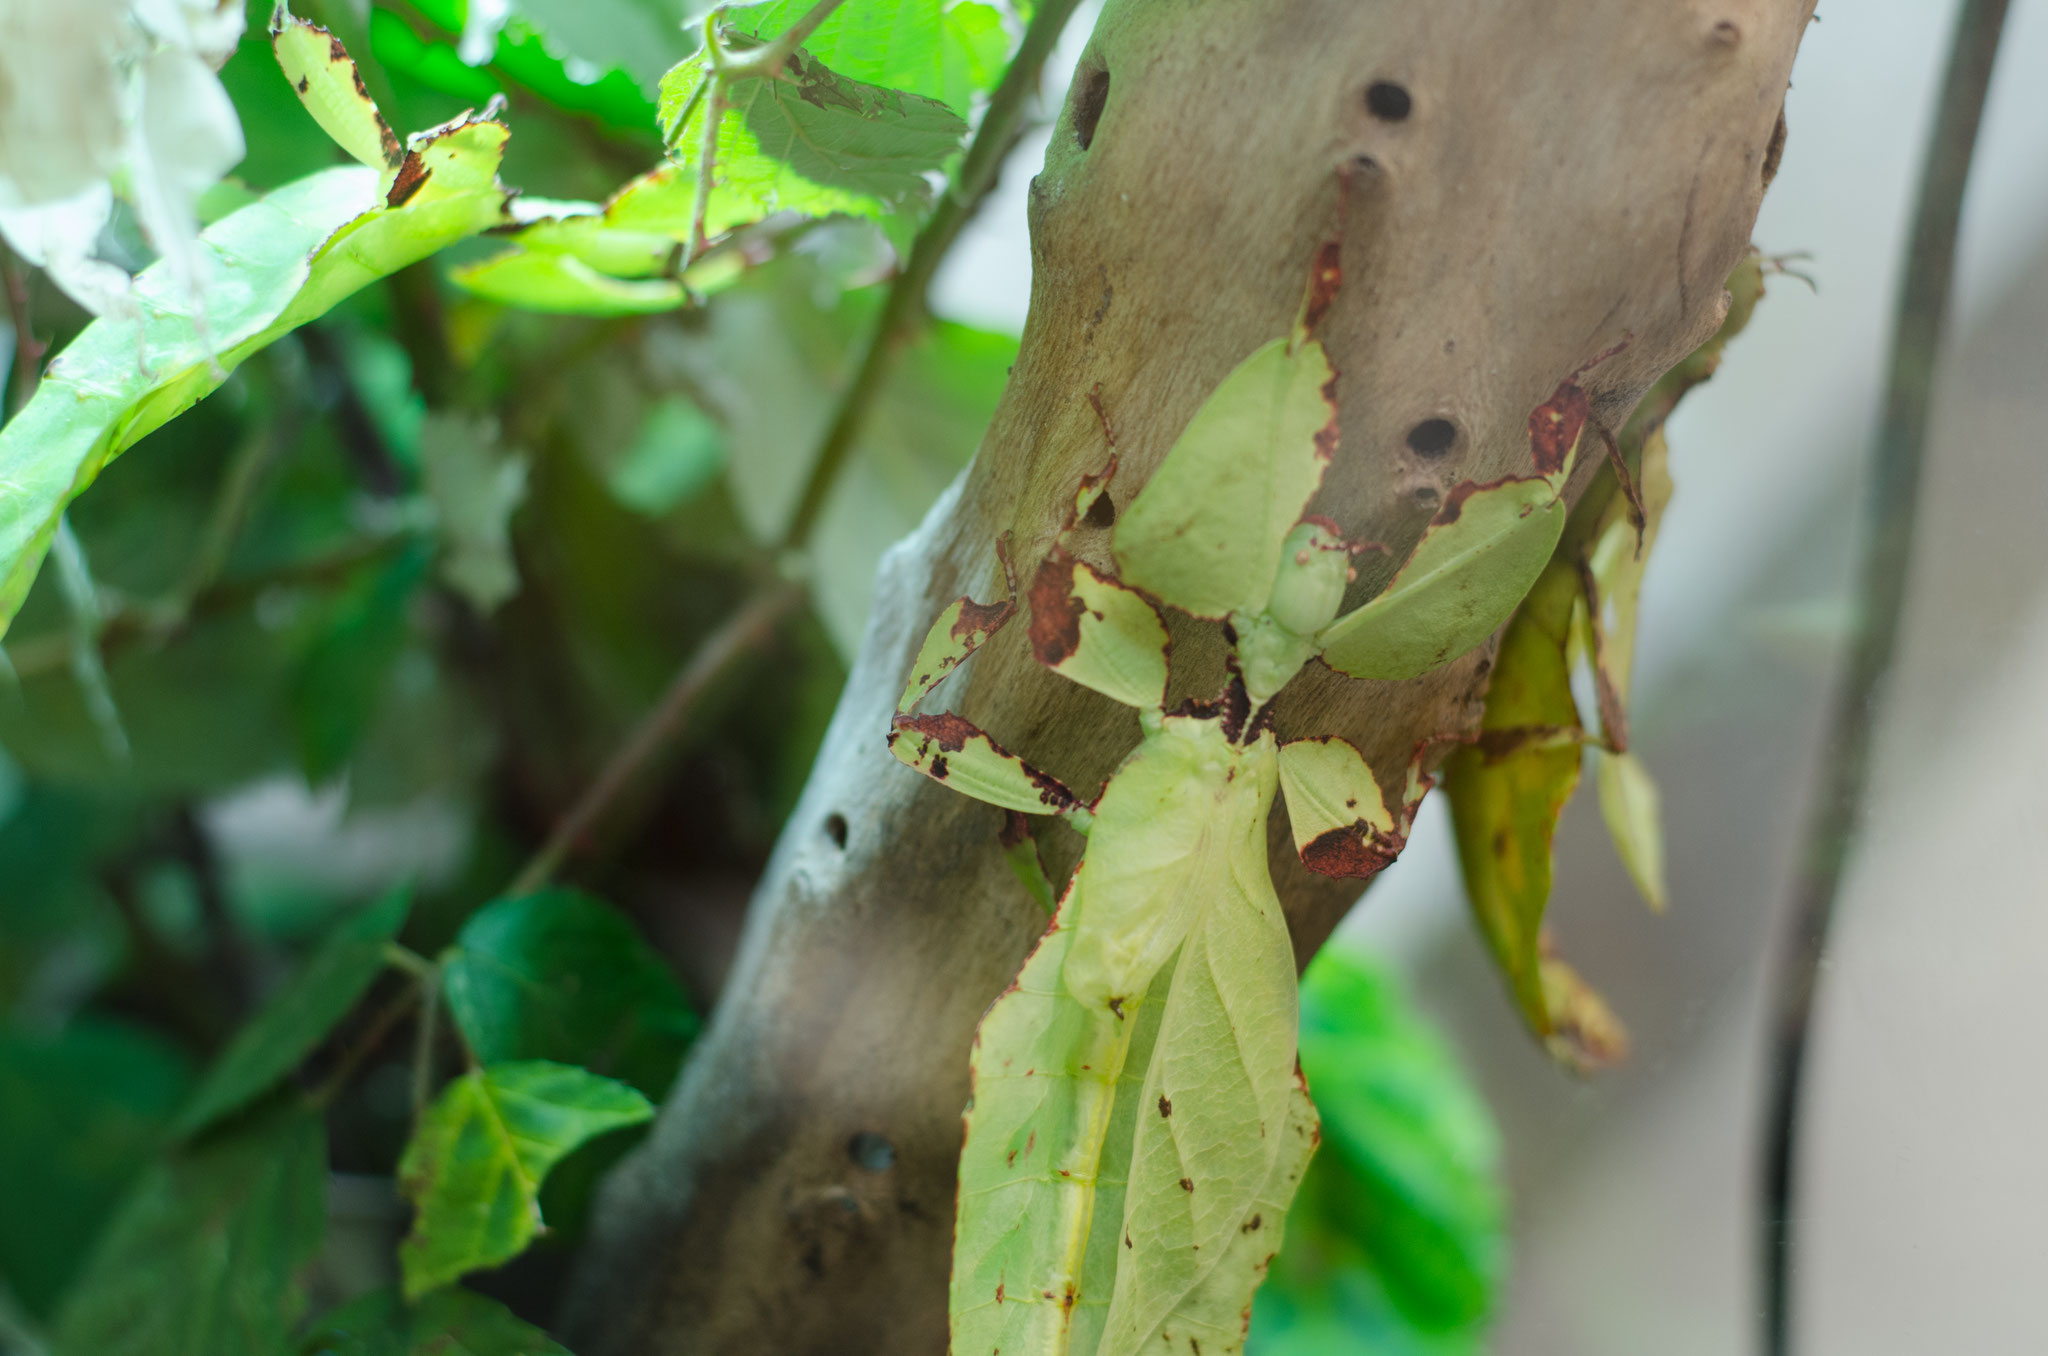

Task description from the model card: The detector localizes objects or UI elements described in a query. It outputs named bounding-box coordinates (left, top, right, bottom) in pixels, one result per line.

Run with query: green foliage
left=175, top=887, right=413, bottom=1139
left=443, top=889, right=699, bottom=1098
left=0, top=1020, right=194, bottom=1318
left=397, top=1061, right=654, bottom=1296
left=52, top=1104, right=329, bottom=1356
left=729, top=0, right=1010, bottom=116
left=1251, top=950, right=1504, bottom=1355
left=299, top=1286, right=571, bottom=1356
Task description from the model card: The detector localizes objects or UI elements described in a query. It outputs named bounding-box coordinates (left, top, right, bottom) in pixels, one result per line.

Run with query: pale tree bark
left=564, top=1, right=1814, bottom=1350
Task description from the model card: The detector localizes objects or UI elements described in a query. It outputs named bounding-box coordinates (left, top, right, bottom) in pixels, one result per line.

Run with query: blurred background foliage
left=0, top=1, right=1504, bottom=1351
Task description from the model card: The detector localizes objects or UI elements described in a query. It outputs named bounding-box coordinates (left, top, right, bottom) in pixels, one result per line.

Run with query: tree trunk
left=563, top=2, right=1812, bottom=1350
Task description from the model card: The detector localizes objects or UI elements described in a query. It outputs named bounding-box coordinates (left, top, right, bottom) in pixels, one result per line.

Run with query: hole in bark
left=1084, top=492, right=1115, bottom=528
left=1413, top=485, right=1442, bottom=509
left=1406, top=418, right=1458, bottom=457
left=1365, top=81, right=1412, bottom=121
left=849, top=1131, right=896, bottom=1172
left=1073, top=66, right=1110, bottom=150
left=824, top=813, right=849, bottom=849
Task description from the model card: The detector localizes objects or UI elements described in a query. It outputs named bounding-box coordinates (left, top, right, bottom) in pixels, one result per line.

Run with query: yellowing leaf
left=1114, top=338, right=1335, bottom=621
left=1318, top=476, right=1564, bottom=682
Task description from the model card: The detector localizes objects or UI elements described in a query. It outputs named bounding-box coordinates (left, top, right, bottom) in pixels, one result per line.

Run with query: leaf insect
left=889, top=190, right=1609, bottom=1356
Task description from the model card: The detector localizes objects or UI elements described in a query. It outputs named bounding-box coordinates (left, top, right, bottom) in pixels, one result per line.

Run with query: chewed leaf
left=895, top=544, right=1016, bottom=715
left=1442, top=562, right=1583, bottom=1042
left=1276, top=737, right=1401, bottom=881
left=1101, top=734, right=1302, bottom=1350
left=1114, top=337, right=1336, bottom=620
left=1596, top=749, right=1668, bottom=913
left=1318, top=476, right=1564, bottom=681
left=889, top=713, right=1083, bottom=818
left=1028, top=550, right=1170, bottom=711
left=271, top=8, right=403, bottom=177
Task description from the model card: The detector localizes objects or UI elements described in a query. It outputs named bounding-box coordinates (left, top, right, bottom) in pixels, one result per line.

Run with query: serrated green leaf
left=298, top=1285, right=572, bottom=1356
left=1252, top=949, right=1504, bottom=1352
left=443, top=889, right=698, bottom=1099
left=174, top=888, right=412, bottom=1139
left=1318, top=476, right=1565, bottom=682
left=657, top=46, right=966, bottom=237
left=52, top=1105, right=329, bottom=1356
left=0, top=1020, right=193, bottom=1318
left=397, top=1061, right=654, bottom=1297
left=731, top=0, right=1010, bottom=115
left=1113, top=338, right=1336, bottom=622
left=1596, top=749, right=1667, bottom=913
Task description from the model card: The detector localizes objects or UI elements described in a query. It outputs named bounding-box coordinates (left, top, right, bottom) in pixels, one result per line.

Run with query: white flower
left=0, top=0, right=246, bottom=318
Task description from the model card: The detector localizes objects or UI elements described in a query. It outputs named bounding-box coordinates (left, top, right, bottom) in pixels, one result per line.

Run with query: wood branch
left=563, top=2, right=1814, bottom=1350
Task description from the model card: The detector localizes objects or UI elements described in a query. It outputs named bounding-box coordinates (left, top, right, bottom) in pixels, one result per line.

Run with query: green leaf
left=889, top=711, right=1083, bottom=818
left=298, top=1286, right=571, bottom=1356
left=0, top=1020, right=193, bottom=1318
left=0, top=36, right=517, bottom=640
left=1252, top=949, right=1504, bottom=1352
left=1113, top=338, right=1336, bottom=622
left=443, top=890, right=699, bottom=1099
left=1026, top=550, right=1171, bottom=711
left=730, top=0, right=1011, bottom=115
left=1318, top=476, right=1566, bottom=682
left=657, top=45, right=967, bottom=237
left=174, top=888, right=413, bottom=1140
left=1276, top=736, right=1399, bottom=879
left=289, top=546, right=432, bottom=783
left=0, top=167, right=379, bottom=640
left=397, top=1061, right=654, bottom=1297
left=422, top=412, right=530, bottom=615
left=52, top=1105, right=329, bottom=1356
left=1595, top=749, right=1668, bottom=913
left=450, top=248, right=688, bottom=316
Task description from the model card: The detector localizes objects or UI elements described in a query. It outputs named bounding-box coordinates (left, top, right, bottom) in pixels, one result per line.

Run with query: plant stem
left=1, top=243, right=45, bottom=419
left=412, top=963, right=443, bottom=1114
left=779, top=0, right=1086, bottom=552
left=1759, top=4, right=2009, bottom=1352
left=510, top=578, right=805, bottom=895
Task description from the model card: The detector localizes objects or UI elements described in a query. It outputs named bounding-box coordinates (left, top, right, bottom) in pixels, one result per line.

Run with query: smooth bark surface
left=565, top=2, right=1813, bottom=1351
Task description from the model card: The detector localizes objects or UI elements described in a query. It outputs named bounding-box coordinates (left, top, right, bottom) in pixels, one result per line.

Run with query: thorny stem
left=511, top=578, right=805, bottom=895
left=779, top=0, right=1087, bottom=551
left=1759, top=3, right=2010, bottom=1353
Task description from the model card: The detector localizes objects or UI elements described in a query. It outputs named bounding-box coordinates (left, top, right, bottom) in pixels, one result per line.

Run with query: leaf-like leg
left=1001, top=811, right=1059, bottom=915
left=1028, top=549, right=1171, bottom=711
left=1276, top=736, right=1403, bottom=881
left=896, top=536, right=1018, bottom=716
left=889, top=712, right=1086, bottom=819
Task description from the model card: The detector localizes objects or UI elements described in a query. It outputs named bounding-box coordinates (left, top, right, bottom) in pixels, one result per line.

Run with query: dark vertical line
left=1760, top=3, right=2010, bottom=1352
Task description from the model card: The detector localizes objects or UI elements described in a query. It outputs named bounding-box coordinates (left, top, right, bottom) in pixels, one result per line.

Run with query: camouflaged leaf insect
left=270, top=5, right=404, bottom=187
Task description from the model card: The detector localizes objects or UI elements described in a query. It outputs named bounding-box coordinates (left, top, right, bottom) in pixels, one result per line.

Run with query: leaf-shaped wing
left=1317, top=476, right=1564, bottom=681
left=1114, top=338, right=1336, bottom=621
left=1028, top=550, right=1171, bottom=711
left=1100, top=733, right=1305, bottom=1352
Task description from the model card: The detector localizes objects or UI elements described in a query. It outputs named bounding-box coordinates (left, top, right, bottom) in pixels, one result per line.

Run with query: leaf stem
left=510, top=577, right=805, bottom=894
left=1759, top=4, right=2009, bottom=1352
left=313, top=976, right=423, bottom=1108
left=778, top=0, right=1086, bottom=552
left=413, top=962, right=444, bottom=1112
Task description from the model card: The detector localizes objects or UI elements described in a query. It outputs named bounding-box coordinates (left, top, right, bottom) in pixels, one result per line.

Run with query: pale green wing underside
left=1318, top=476, right=1564, bottom=681
left=1114, top=338, right=1334, bottom=621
